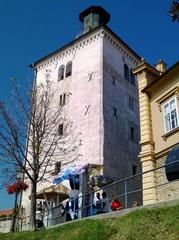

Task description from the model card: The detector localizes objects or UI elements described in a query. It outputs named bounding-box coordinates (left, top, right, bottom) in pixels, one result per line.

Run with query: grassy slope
left=1, top=204, right=179, bottom=240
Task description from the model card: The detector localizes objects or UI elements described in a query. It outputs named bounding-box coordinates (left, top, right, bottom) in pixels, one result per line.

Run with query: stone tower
left=21, top=6, right=142, bottom=224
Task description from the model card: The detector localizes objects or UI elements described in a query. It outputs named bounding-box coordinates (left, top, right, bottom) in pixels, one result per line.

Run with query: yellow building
left=133, top=60, right=179, bottom=205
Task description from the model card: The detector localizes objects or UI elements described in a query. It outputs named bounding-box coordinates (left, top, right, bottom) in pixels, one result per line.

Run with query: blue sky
left=0, top=0, right=178, bottom=210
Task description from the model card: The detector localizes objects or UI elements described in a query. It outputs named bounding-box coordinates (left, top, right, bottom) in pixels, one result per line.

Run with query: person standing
left=69, top=189, right=79, bottom=219
left=62, top=201, right=72, bottom=222
left=101, top=192, right=110, bottom=213
left=94, top=192, right=102, bottom=214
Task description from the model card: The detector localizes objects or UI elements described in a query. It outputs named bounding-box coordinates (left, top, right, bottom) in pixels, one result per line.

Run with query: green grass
left=1, top=204, right=179, bottom=240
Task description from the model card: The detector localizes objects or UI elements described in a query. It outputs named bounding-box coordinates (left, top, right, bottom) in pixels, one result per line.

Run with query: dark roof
left=79, top=6, right=110, bottom=24
left=142, top=61, right=179, bottom=93
left=30, top=25, right=141, bottom=68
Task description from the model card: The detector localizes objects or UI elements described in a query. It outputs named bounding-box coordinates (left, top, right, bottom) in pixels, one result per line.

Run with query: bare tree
left=169, top=1, right=179, bottom=21
left=0, top=71, right=82, bottom=230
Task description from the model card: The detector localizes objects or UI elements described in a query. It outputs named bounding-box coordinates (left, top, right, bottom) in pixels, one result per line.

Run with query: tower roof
left=79, top=6, right=110, bottom=24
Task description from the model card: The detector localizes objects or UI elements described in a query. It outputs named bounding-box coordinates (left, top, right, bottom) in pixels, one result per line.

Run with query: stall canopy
left=53, top=164, right=87, bottom=185
left=36, top=184, right=69, bottom=201
left=165, top=146, right=179, bottom=181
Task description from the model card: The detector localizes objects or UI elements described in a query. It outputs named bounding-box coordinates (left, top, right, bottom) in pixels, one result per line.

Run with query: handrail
left=16, top=159, right=179, bottom=230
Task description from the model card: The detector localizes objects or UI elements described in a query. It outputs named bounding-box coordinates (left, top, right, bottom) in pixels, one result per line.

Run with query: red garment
left=111, top=200, right=122, bottom=211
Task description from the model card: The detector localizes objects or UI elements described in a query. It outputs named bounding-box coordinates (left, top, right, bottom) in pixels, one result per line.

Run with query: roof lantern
left=79, top=6, right=110, bottom=33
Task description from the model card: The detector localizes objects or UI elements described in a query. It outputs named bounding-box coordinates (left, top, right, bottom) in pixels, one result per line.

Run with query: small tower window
left=51, top=161, right=61, bottom=176
left=58, top=65, right=65, bottom=81
left=130, top=69, right=135, bottom=85
left=124, top=63, right=129, bottom=81
left=130, top=127, right=135, bottom=139
left=112, top=76, right=116, bottom=85
left=113, top=107, right=118, bottom=119
left=55, top=162, right=61, bottom=175
left=65, top=61, right=72, bottom=78
left=59, top=93, right=66, bottom=106
left=132, top=164, right=137, bottom=175
left=128, top=122, right=138, bottom=143
left=129, top=96, right=135, bottom=111
left=58, top=124, right=63, bottom=136
left=59, top=95, right=63, bottom=106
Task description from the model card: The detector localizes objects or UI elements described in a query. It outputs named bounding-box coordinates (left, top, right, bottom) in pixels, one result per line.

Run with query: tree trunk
left=29, top=180, right=37, bottom=231
left=10, top=191, right=19, bottom=232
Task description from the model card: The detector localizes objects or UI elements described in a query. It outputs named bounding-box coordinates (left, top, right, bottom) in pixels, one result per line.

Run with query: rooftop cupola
left=79, top=6, right=110, bottom=33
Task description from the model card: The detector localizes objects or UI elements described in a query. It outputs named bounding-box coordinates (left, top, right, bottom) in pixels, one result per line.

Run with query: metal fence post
left=124, top=179, right=128, bottom=209
left=90, top=192, right=93, bottom=216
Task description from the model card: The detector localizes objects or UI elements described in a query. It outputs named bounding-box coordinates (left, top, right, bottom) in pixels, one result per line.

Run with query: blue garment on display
left=53, top=164, right=87, bottom=185
left=69, top=175, right=79, bottom=190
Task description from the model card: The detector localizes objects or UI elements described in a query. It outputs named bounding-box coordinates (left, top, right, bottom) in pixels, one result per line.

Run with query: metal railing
left=17, top=159, right=179, bottom=230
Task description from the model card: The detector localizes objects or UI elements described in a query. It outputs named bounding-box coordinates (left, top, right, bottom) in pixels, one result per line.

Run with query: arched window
left=65, top=61, right=72, bottom=77
left=130, top=69, right=135, bottom=85
left=58, top=65, right=65, bottom=81
left=124, top=63, right=129, bottom=81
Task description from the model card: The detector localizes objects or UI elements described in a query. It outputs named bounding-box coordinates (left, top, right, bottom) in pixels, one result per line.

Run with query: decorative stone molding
left=139, top=151, right=155, bottom=161
left=35, top=28, right=140, bottom=72
left=155, top=143, right=179, bottom=160
left=36, top=30, right=103, bottom=71
left=140, top=140, right=155, bottom=147
left=103, top=31, right=139, bottom=65
left=162, top=127, right=179, bottom=141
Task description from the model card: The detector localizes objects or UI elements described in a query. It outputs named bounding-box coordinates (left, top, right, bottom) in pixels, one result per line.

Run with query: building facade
left=21, top=6, right=141, bottom=221
left=133, top=60, right=179, bottom=205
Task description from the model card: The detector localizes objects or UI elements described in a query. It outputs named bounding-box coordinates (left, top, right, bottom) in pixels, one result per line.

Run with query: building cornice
left=142, top=61, right=179, bottom=93
left=103, top=26, right=141, bottom=65
left=133, top=61, right=160, bottom=76
left=155, top=143, right=179, bottom=159
left=30, top=25, right=141, bottom=72
left=139, top=151, right=155, bottom=162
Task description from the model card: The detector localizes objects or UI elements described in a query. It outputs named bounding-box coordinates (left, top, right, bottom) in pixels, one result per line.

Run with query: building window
left=58, top=65, right=65, bottom=81
left=58, top=124, right=63, bottom=136
left=124, top=63, right=129, bottom=81
left=130, top=69, right=135, bottom=85
left=128, top=121, right=137, bottom=143
left=65, top=61, right=72, bottom=77
left=130, top=127, right=135, bottom=139
left=112, top=76, right=116, bottom=85
left=163, top=97, right=179, bottom=133
left=132, top=164, right=137, bottom=175
left=59, top=93, right=66, bottom=106
left=55, top=161, right=61, bottom=175
left=113, top=107, right=118, bottom=119
left=129, top=96, right=135, bottom=111
left=51, top=161, right=61, bottom=176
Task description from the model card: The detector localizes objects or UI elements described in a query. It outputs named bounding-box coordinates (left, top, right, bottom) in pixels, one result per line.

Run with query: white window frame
left=163, top=96, right=179, bottom=134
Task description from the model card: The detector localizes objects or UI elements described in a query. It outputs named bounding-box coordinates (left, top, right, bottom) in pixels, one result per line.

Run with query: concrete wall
left=21, top=29, right=104, bottom=220
left=0, top=219, right=11, bottom=233
left=103, top=35, right=141, bottom=180
left=156, top=155, right=179, bottom=202
left=35, top=29, right=103, bottom=167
